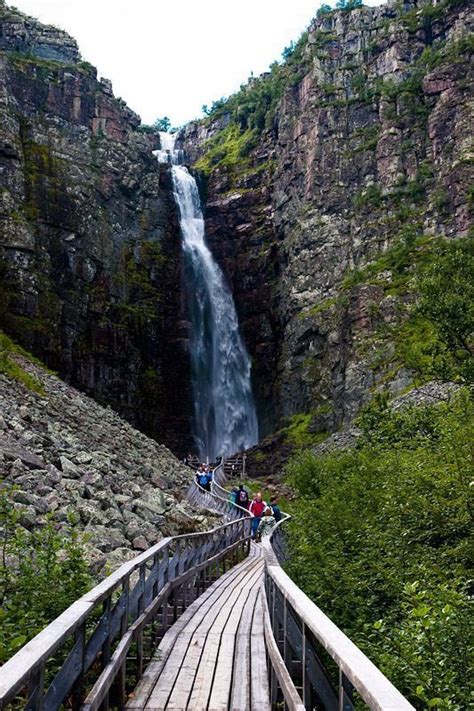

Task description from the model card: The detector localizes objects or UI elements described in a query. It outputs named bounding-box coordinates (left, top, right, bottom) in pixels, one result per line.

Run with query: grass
left=0, top=331, right=45, bottom=394
left=193, top=125, right=257, bottom=177
left=279, top=410, right=331, bottom=447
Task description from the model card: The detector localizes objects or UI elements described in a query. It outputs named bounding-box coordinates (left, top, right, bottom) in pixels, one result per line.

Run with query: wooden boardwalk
left=127, top=545, right=269, bottom=711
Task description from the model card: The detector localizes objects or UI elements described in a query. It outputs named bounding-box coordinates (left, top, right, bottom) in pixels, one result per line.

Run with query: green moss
left=193, top=125, right=257, bottom=177
left=6, top=51, right=66, bottom=73
left=342, top=233, right=432, bottom=293
left=352, top=184, right=383, bottom=209
left=281, top=410, right=331, bottom=447
left=113, top=240, right=165, bottom=324
left=299, top=295, right=340, bottom=319
left=0, top=331, right=45, bottom=394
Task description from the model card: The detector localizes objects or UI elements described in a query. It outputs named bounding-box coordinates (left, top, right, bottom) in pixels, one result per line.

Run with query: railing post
left=136, top=565, right=146, bottom=683
left=101, top=596, right=112, bottom=711
left=116, top=577, right=129, bottom=711
left=71, top=621, right=86, bottom=711
left=25, top=665, right=45, bottom=711
left=339, top=671, right=355, bottom=711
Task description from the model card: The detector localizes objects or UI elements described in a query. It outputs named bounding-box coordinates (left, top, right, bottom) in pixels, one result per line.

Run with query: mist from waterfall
left=155, top=133, right=258, bottom=460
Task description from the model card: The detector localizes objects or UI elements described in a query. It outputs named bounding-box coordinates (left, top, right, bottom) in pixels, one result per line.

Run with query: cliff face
left=0, top=0, right=472, bottom=457
left=0, top=4, right=193, bottom=453
left=183, top=0, right=473, bottom=441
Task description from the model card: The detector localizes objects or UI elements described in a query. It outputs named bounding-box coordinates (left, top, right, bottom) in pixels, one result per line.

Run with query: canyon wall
left=0, top=3, right=193, bottom=453
left=183, top=0, right=472, bottom=441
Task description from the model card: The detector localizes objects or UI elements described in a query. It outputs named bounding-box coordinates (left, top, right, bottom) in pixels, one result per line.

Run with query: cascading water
left=155, top=133, right=258, bottom=460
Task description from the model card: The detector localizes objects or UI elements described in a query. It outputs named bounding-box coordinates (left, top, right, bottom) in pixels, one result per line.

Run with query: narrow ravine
left=156, top=133, right=258, bottom=460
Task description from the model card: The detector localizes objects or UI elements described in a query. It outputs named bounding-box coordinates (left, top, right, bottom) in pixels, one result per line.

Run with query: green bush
left=0, top=331, right=45, bottom=394
left=285, top=389, right=473, bottom=708
left=0, top=487, right=92, bottom=663
left=415, top=238, right=473, bottom=381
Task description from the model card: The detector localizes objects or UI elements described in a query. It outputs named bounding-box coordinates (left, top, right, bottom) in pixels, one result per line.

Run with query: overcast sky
left=14, top=0, right=380, bottom=127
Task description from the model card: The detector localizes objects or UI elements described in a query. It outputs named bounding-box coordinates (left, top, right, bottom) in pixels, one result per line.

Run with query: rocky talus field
left=0, top=352, right=214, bottom=573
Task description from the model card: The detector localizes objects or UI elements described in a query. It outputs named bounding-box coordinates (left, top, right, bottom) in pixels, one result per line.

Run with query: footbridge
left=0, top=462, right=414, bottom=711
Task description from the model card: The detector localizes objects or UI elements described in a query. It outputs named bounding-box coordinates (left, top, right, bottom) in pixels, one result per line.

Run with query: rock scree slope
left=0, top=348, right=214, bottom=573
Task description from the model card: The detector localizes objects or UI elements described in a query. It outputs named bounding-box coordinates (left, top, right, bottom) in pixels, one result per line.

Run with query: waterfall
left=155, top=133, right=258, bottom=460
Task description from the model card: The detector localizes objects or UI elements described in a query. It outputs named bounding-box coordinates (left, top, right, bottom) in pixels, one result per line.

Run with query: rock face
left=0, top=352, right=214, bottom=572
left=182, top=0, right=473, bottom=440
left=0, top=3, right=193, bottom=454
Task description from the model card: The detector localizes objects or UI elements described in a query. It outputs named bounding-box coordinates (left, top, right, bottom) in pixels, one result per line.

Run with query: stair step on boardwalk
left=127, top=544, right=269, bottom=711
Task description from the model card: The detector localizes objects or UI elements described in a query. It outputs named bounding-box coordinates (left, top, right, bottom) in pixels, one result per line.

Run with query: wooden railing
left=187, top=461, right=250, bottom=521
left=0, top=516, right=251, bottom=711
left=261, top=522, right=415, bottom=711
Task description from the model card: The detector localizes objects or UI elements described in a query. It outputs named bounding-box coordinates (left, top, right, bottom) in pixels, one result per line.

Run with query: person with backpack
left=236, top=484, right=249, bottom=509
left=196, top=465, right=210, bottom=492
left=228, top=486, right=239, bottom=505
left=256, top=507, right=276, bottom=541
left=269, top=495, right=282, bottom=522
left=249, top=492, right=267, bottom=539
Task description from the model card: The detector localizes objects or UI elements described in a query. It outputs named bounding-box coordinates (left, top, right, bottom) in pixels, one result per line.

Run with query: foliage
left=336, top=0, right=363, bottom=10
left=193, top=124, right=257, bottom=177
left=0, top=487, right=92, bottom=663
left=286, top=389, right=473, bottom=708
left=317, top=4, right=333, bottom=17
left=0, top=331, right=45, bottom=394
left=152, top=116, right=171, bottom=132
left=415, top=238, right=473, bottom=381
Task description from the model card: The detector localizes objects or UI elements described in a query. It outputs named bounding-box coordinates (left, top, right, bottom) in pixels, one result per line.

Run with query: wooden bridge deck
left=127, top=544, right=269, bottom=711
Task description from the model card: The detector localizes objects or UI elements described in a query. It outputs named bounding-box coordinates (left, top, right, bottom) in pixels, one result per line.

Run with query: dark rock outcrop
left=0, top=4, right=193, bottom=454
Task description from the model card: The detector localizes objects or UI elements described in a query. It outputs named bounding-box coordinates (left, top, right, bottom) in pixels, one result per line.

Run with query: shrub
left=0, top=487, right=92, bottom=663
left=286, top=389, right=473, bottom=708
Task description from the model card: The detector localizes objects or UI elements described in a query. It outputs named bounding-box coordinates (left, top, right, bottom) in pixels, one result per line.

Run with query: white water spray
left=155, top=133, right=258, bottom=459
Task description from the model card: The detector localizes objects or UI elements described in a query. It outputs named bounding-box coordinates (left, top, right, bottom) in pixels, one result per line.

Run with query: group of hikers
left=194, top=464, right=282, bottom=541
left=228, top=485, right=281, bottom=541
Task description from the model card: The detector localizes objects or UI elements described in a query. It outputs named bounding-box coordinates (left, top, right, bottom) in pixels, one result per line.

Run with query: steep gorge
left=0, top=0, right=472, bottom=458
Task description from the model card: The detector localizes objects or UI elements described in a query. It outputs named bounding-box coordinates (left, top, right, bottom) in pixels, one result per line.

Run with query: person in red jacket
left=249, top=492, right=267, bottom=540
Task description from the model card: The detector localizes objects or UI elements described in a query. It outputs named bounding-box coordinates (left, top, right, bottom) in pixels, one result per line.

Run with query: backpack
left=198, top=474, right=208, bottom=487
left=238, top=490, right=249, bottom=505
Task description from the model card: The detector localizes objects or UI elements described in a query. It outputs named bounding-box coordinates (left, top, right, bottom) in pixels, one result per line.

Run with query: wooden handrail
left=261, top=524, right=415, bottom=710
left=0, top=507, right=251, bottom=710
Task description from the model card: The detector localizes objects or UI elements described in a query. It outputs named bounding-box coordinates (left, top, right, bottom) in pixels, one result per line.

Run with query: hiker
left=228, top=486, right=239, bottom=505
left=256, top=507, right=276, bottom=541
left=249, top=492, right=267, bottom=539
left=205, top=465, right=213, bottom=492
left=269, top=495, right=282, bottom=522
left=196, top=464, right=210, bottom=492
left=236, top=484, right=249, bottom=509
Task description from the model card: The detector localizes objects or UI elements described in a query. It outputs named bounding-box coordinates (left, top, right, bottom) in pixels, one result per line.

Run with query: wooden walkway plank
left=185, top=562, right=264, bottom=709
left=127, top=559, right=260, bottom=709
left=206, top=563, right=264, bottom=711
left=135, top=555, right=265, bottom=710
left=229, top=583, right=261, bottom=711
left=250, top=589, right=271, bottom=711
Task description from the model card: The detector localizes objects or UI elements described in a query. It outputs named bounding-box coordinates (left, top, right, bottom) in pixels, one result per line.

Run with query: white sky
left=13, top=0, right=381, bottom=126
